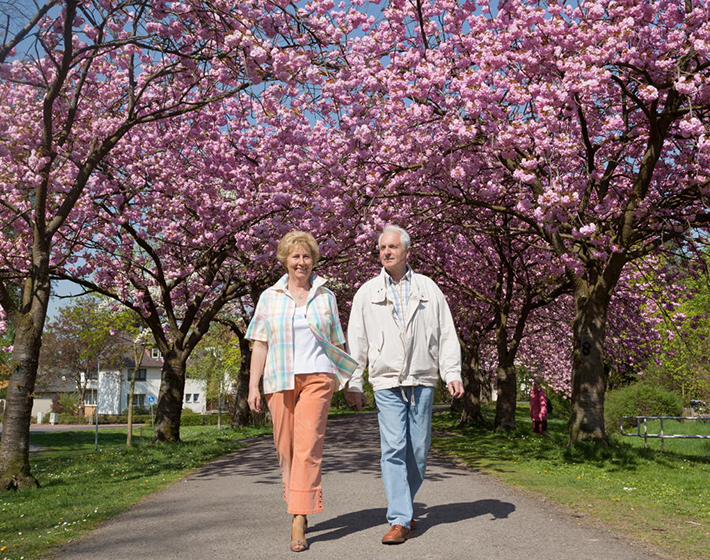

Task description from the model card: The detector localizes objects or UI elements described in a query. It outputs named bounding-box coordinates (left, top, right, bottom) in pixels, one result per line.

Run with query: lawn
left=619, top=416, right=710, bottom=455
left=2, top=408, right=708, bottom=560
left=431, top=405, right=710, bottom=560
left=0, top=425, right=271, bottom=560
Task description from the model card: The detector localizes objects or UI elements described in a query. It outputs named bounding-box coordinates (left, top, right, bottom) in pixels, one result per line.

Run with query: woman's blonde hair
left=276, top=231, right=320, bottom=266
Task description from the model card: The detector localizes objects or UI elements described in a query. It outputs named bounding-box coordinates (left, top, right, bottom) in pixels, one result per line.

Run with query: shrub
left=50, top=393, right=63, bottom=413
left=546, top=390, right=571, bottom=418
left=330, top=389, right=348, bottom=410
left=51, top=393, right=81, bottom=414
left=180, top=413, right=220, bottom=426
left=57, top=413, right=91, bottom=424
left=604, top=381, right=683, bottom=434
left=121, top=405, right=150, bottom=416
left=75, top=414, right=153, bottom=425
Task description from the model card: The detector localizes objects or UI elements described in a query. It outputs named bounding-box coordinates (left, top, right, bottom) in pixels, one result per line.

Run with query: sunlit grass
left=432, top=406, right=710, bottom=560
left=0, top=425, right=271, bottom=560
left=619, top=417, right=710, bottom=455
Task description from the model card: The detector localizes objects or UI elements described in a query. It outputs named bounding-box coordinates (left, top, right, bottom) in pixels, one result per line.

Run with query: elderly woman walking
left=246, top=231, right=357, bottom=552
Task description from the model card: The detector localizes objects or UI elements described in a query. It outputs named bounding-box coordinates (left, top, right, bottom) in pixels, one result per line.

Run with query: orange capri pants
left=266, top=372, right=335, bottom=514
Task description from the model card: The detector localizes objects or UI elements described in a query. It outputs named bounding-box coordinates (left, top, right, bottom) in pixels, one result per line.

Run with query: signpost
left=94, top=371, right=100, bottom=451
left=149, top=396, right=156, bottom=427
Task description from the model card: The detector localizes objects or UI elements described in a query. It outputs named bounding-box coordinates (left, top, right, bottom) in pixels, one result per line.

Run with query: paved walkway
left=47, top=413, right=666, bottom=560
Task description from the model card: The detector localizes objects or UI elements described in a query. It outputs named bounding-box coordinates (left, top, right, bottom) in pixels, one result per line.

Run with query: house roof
left=110, top=331, right=164, bottom=369
left=34, top=375, right=78, bottom=393
left=122, top=347, right=163, bottom=369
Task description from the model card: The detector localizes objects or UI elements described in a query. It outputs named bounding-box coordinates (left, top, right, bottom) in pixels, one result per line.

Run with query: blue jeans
left=374, top=386, right=435, bottom=528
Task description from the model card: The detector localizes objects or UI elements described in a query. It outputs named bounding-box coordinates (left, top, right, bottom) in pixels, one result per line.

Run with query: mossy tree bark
left=459, top=340, right=485, bottom=426
left=153, top=355, right=187, bottom=442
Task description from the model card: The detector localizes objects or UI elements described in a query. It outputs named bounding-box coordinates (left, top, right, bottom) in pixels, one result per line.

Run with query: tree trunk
left=126, top=367, right=138, bottom=447
left=127, top=342, right=147, bottom=447
left=494, top=361, right=517, bottom=431
left=480, top=374, right=493, bottom=402
left=0, top=313, right=46, bottom=491
left=567, top=287, right=611, bottom=446
left=153, top=355, right=186, bottom=442
left=126, top=383, right=134, bottom=447
left=231, top=334, right=255, bottom=427
left=459, top=340, right=485, bottom=426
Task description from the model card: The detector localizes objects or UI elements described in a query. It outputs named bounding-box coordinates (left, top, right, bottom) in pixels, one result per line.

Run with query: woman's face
left=285, top=244, right=313, bottom=282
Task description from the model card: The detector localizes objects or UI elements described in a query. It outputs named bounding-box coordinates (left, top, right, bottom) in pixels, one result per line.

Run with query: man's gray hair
left=378, top=225, right=411, bottom=251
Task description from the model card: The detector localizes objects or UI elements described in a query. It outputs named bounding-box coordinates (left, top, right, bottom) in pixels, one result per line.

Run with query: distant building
left=32, top=375, right=80, bottom=416
left=32, top=347, right=206, bottom=419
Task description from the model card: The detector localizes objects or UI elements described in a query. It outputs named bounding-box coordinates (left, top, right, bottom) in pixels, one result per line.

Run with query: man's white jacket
left=346, top=269, right=462, bottom=392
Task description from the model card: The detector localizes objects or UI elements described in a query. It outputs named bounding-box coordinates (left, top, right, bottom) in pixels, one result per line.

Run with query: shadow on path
left=323, top=412, right=483, bottom=482
left=308, top=499, right=516, bottom=544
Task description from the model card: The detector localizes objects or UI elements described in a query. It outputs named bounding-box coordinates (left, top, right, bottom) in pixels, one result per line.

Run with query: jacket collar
left=370, top=267, right=426, bottom=304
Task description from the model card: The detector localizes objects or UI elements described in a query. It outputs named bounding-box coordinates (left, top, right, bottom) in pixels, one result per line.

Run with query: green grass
left=432, top=406, right=710, bottom=560
left=0, top=425, right=271, bottom=560
left=619, top=417, right=710, bottom=455
left=3, top=408, right=708, bottom=560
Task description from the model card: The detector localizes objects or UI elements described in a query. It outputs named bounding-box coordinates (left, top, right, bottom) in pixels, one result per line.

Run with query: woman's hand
left=248, top=385, right=262, bottom=413
left=248, top=341, right=268, bottom=413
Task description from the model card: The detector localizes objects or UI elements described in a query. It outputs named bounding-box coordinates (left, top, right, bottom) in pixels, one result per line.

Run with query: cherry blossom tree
left=59, top=103, right=282, bottom=442
left=0, top=0, right=338, bottom=489
left=313, top=0, right=710, bottom=444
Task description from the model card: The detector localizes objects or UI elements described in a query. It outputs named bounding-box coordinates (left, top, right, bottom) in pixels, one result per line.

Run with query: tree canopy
left=2, top=0, right=709, bottom=489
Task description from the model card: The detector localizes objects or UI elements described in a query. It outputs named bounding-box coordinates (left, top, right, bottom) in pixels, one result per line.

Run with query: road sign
left=148, top=396, right=156, bottom=404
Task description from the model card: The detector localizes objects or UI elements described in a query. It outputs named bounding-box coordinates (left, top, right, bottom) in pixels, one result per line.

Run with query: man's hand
left=447, top=380, right=464, bottom=399
left=345, top=390, right=366, bottom=410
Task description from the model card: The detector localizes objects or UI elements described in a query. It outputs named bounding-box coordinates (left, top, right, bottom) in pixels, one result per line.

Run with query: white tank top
left=293, top=306, right=335, bottom=375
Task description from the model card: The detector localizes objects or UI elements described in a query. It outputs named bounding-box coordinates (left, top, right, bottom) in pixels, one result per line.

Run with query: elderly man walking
left=346, top=225, right=464, bottom=545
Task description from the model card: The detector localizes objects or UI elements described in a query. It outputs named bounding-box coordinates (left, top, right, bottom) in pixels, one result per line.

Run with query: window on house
left=126, top=368, right=147, bottom=382
left=185, top=394, right=191, bottom=403
left=193, top=394, right=199, bottom=403
left=85, top=390, right=97, bottom=406
left=86, top=370, right=98, bottom=380
left=130, top=394, right=146, bottom=407
left=151, top=348, right=161, bottom=359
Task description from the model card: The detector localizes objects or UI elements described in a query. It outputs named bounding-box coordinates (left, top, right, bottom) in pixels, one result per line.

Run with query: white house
left=90, top=347, right=207, bottom=415
left=33, top=346, right=207, bottom=419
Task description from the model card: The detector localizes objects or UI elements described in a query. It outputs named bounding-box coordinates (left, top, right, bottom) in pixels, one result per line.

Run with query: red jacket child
left=530, top=381, right=548, bottom=435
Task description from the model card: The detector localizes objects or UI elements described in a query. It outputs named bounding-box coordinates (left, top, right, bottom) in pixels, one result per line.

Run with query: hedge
left=45, top=412, right=222, bottom=426
left=604, top=381, right=683, bottom=434
left=54, top=413, right=153, bottom=425
left=179, top=413, right=223, bottom=426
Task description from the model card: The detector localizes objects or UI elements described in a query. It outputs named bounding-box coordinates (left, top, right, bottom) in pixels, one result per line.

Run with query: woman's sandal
left=289, top=539, right=309, bottom=552
left=290, top=515, right=308, bottom=552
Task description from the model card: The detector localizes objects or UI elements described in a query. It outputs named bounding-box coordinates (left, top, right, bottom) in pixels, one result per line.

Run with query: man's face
left=379, top=231, right=410, bottom=275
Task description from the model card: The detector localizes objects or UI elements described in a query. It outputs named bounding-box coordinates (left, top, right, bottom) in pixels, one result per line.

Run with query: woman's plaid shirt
left=246, top=274, right=357, bottom=394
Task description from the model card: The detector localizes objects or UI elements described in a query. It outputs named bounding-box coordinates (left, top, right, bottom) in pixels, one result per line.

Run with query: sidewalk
left=46, top=413, right=667, bottom=560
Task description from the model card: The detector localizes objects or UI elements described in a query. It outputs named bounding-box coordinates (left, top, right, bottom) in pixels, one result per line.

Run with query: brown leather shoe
left=410, top=518, right=416, bottom=530
left=382, top=525, right=411, bottom=544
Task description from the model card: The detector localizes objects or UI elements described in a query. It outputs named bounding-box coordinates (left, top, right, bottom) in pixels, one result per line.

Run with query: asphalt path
left=46, top=413, right=666, bottom=560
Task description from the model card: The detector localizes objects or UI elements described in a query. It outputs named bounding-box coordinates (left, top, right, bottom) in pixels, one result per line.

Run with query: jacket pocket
left=369, top=331, right=385, bottom=371
left=427, top=329, right=439, bottom=364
